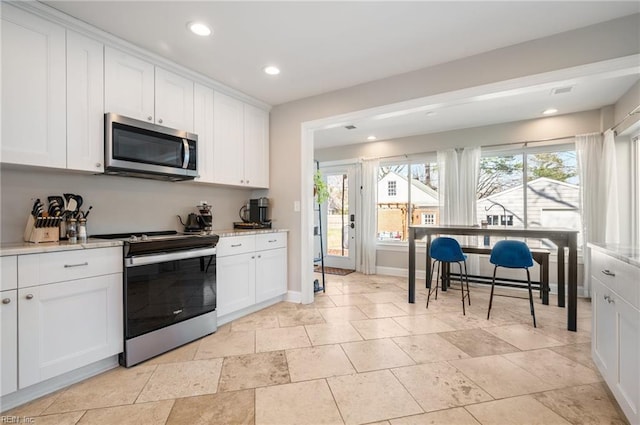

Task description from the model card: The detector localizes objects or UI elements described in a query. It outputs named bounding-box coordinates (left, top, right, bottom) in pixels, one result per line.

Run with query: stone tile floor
left=4, top=273, right=629, bottom=425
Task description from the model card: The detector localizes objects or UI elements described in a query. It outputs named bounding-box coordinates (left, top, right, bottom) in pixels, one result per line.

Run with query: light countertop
left=589, top=243, right=640, bottom=268
left=214, top=228, right=289, bottom=237
left=0, top=239, right=124, bottom=256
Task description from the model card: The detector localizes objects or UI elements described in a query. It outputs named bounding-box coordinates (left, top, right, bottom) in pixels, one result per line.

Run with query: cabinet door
left=194, top=84, right=215, bottom=183
left=592, top=279, right=616, bottom=382
left=616, top=296, right=639, bottom=424
left=217, top=253, right=256, bottom=316
left=1, top=4, right=66, bottom=168
left=244, top=104, right=270, bottom=188
left=212, top=91, right=244, bottom=186
left=67, top=31, right=104, bottom=172
left=104, top=46, right=154, bottom=122
left=1, top=290, right=17, bottom=396
left=255, top=248, right=287, bottom=303
left=18, top=274, right=123, bottom=389
left=155, top=67, right=194, bottom=132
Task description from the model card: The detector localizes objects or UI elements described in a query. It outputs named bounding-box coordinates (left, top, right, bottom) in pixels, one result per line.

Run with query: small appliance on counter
left=23, top=194, right=91, bottom=243
left=234, top=197, right=272, bottom=229
left=177, top=201, right=213, bottom=233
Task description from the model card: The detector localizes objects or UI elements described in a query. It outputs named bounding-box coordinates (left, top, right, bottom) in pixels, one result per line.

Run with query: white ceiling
left=42, top=1, right=639, bottom=149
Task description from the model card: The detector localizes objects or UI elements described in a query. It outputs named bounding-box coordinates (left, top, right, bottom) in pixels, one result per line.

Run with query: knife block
left=23, top=215, right=60, bottom=243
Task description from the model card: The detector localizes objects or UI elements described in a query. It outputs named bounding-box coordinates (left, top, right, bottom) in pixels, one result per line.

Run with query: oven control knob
left=129, top=235, right=138, bottom=242
left=141, top=234, right=149, bottom=241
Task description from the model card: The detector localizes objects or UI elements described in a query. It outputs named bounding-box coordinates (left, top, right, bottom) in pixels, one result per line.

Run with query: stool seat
left=427, top=237, right=471, bottom=314
left=487, top=240, right=537, bottom=327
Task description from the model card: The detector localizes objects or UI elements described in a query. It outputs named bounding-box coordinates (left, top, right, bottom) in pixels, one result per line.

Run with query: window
left=387, top=180, right=397, bottom=196
left=377, top=159, right=439, bottom=242
left=422, top=213, right=435, bottom=225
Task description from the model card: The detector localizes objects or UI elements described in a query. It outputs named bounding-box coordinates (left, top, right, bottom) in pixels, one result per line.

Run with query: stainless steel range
left=94, top=231, right=219, bottom=367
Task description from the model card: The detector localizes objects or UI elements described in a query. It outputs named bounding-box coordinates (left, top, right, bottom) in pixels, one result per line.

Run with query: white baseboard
left=287, top=290, right=302, bottom=303
left=376, top=266, right=426, bottom=280
left=1, top=356, right=119, bottom=412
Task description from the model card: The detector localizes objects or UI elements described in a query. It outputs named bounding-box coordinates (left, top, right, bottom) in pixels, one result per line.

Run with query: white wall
left=270, top=13, right=639, bottom=295
left=0, top=167, right=251, bottom=243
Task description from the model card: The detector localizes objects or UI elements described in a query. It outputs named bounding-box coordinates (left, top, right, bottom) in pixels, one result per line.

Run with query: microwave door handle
left=182, top=139, right=190, bottom=169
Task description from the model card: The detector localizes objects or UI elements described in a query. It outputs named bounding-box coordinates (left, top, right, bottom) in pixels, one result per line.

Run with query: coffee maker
left=197, top=201, right=213, bottom=232
left=234, top=197, right=272, bottom=229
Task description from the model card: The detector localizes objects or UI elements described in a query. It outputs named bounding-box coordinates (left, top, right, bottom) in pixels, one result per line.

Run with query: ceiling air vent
left=551, top=86, right=573, bottom=95
left=344, top=125, right=357, bottom=130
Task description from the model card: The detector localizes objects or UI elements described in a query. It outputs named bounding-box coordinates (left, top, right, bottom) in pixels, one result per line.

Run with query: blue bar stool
left=487, top=240, right=537, bottom=327
left=426, top=237, right=471, bottom=315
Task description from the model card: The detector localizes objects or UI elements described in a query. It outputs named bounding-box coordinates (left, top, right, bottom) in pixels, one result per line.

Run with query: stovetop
left=93, top=230, right=219, bottom=257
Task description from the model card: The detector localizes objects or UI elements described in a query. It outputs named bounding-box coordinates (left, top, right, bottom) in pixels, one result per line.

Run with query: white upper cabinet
left=244, top=104, right=270, bottom=188
left=213, top=91, right=245, bottom=186
left=212, top=91, right=270, bottom=188
left=104, top=46, right=155, bottom=122
left=155, top=67, right=194, bottom=132
left=194, top=84, right=215, bottom=183
left=1, top=3, right=66, bottom=168
left=105, top=47, right=194, bottom=132
left=67, top=31, right=105, bottom=172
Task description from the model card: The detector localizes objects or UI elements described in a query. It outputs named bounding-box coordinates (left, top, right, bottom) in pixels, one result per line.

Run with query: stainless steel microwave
left=104, top=113, right=198, bottom=181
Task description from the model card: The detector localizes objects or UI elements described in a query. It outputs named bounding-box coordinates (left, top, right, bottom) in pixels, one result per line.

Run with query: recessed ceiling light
left=188, top=22, right=211, bottom=36
left=542, top=108, right=558, bottom=115
left=263, top=66, right=280, bottom=75
left=367, top=135, right=377, bottom=141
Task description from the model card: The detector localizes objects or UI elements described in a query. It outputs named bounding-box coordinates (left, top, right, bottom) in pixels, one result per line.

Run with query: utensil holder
left=23, top=215, right=61, bottom=243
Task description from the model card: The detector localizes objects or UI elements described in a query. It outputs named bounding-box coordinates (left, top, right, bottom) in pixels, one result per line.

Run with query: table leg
left=442, top=262, right=449, bottom=292
left=426, top=236, right=432, bottom=290
left=409, top=229, right=416, bottom=303
left=557, top=246, right=566, bottom=308
left=542, top=254, right=549, bottom=305
left=568, top=235, right=577, bottom=332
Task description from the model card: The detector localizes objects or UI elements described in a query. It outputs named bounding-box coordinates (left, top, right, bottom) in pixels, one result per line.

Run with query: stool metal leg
left=426, top=260, right=439, bottom=309
left=487, top=266, right=498, bottom=320
left=457, top=261, right=466, bottom=315
left=463, top=260, right=471, bottom=306
left=526, top=268, right=537, bottom=327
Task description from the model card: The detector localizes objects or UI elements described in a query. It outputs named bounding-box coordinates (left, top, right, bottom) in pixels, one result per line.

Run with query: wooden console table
left=408, top=225, right=579, bottom=331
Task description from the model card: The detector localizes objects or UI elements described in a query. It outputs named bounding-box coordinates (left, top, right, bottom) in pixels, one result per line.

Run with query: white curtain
left=437, top=147, right=481, bottom=225
left=359, top=159, right=379, bottom=274
left=576, top=131, right=619, bottom=296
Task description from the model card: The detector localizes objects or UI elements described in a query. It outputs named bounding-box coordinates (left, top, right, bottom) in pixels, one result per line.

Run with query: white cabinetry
left=217, top=233, right=287, bottom=317
left=67, top=31, right=105, bottom=172
left=0, top=247, right=123, bottom=395
left=194, top=84, right=215, bottom=183
left=104, top=47, right=194, bottom=132
left=591, top=248, right=640, bottom=425
left=212, top=92, right=269, bottom=188
left=1, top=3, right=66, bottom=168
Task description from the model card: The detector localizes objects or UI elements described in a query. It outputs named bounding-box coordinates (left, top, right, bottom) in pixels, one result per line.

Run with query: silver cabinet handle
left=268, top=239, right=277, bottom=243
left=158, top=118, right=163, bottom=124
left=240, top=180, right=244, bottom=184
left=604, top=295, right=615, bottom=304
left=65, top=262, right=88, bottom=268
left=26, top=294, right=34, bottom=300
left=147, top=116, right=153, bottom=121
left=251, top=256, right=255, bottom=259
left=231, top=244, right=242, bottom=247
left=246, top=180, right=250, bottom=184
left=601, top=269, right=616, bottom=277
left=2, top=298, right=10, bottom=304
left=257, top=255, right=261, bottom=258
left=96, top=162, right=102, bottom=168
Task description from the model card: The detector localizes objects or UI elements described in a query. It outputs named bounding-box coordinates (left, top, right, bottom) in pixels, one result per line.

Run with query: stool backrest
left=430, top=237, right=465, bottom=262
left=490, top=240, right=534, bottom=268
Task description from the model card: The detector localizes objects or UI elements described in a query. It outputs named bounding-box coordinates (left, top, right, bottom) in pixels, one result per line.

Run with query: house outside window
left=422, top=213, right=435, bottom=225
left=387, top=180, right=397, bottom=196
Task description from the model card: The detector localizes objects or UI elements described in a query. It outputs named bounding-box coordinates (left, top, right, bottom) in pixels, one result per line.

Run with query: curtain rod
left=481, top=134, right=579, bottom=149
left=612, top=104, right=640, bottom=134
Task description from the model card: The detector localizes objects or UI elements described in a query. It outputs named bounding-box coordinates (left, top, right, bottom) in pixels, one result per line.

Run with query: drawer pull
left=604, top=295, right=615, bottom=304
left=231, top=244, right=242, bottom=247
left=268, top=239, right=277, bottom=243
left=2, top=298, right=10, bottom=304
left=64, top=262, right=89, bottom=268
left=601, top=269, right=616, bottom=277
left=25, top=294, right=34, bottom=300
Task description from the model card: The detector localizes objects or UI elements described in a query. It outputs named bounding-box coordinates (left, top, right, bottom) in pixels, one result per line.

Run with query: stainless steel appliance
left=234, top=197, right=272, bottom=229
left=104, top=113, right=198, bottom=181
left=93, top=231, right=219, bottom=367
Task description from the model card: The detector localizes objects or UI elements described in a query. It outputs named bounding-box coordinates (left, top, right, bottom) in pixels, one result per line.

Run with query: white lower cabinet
left=18, top=274, right=123, bottom=389
left=591, top=248, right=640, bottom=425
left=217, top=233, right=287, bottom=317
left=1, top=290, right=18, bottom=396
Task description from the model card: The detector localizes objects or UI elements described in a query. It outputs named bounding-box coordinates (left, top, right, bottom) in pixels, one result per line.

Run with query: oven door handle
left=125, top=247, right=217, bottom=267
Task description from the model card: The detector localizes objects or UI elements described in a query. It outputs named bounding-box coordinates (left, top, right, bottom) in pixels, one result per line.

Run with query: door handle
left=350, top=223, right=355, bottom=229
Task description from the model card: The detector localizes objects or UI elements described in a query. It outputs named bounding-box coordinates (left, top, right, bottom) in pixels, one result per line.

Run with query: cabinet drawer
left=591, top=250, right=640, bottom=309
left=216, top=235, right=256, bottom=257
left=1, top=256, right=17, bottom=291
left=256, top=232, right=287, bottom=251
left=18, top=247, right=123, bottom=288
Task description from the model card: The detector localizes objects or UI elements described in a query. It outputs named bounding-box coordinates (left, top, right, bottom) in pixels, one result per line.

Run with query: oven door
left=124, top=248, right=216, bottom=340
